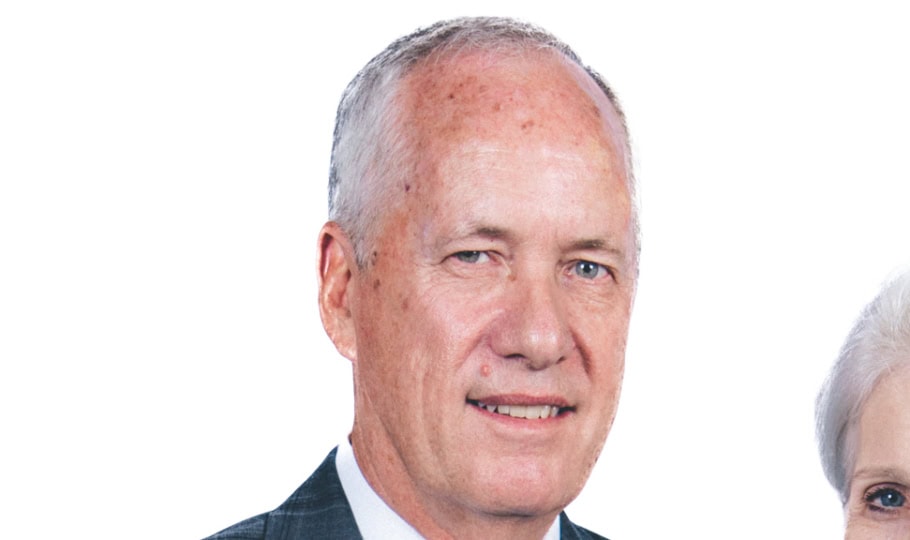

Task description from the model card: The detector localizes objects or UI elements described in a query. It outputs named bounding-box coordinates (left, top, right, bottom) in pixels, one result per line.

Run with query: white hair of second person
left=326, top=16, right=635, bottom=266
left=816, top=269, right=910, bottom=502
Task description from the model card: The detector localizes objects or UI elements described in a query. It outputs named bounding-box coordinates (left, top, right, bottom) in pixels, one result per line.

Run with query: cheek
left=415, top=278, right=501, bottom=346
left=844, top=498, right=910, bottom=540
left=575, top=309, right=630, bottom=378
left=845, top=519, right=894, bottom=540
left=355, top=277, right=483, bottom=384
left=349, top=281, right=419, bottom=399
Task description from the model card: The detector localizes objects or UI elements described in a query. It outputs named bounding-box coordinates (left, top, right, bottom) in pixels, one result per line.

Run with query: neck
left=349, top=425, right=560, bottom=539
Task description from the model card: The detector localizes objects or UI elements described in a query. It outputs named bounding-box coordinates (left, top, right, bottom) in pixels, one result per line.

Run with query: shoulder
left=202, top=448, right=360, bottom=540
left=560, top=512, right=610, bottom=540
left=204, top=513, right=268, bottom=540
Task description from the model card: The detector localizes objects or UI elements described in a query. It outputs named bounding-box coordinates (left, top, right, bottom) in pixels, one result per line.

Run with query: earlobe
left=317, top=222, right=359, bottom=362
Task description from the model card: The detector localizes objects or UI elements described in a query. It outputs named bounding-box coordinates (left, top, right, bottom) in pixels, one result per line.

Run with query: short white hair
left=327, top=16, right=635, bottom=265
left=816, top=269, right=910, bottom=502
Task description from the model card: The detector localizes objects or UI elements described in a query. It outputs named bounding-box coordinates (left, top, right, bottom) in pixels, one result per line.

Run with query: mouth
left=466, top=399, right=573, bottom=419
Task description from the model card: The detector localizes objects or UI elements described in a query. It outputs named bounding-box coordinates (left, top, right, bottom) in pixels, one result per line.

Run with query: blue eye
left=866, top=487, right=907, bottom=511
left=454, top=251, right=489, bottom=264
left=574, top=260, right=608, bottom=280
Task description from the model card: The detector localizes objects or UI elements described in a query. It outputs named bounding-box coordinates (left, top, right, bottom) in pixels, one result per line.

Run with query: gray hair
left=816, top=269, right=910, bottom=502
left=327, top=16, right=635, bottom=265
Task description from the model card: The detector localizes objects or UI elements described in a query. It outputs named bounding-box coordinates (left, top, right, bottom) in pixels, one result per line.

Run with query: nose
left=489, top=273, right=573, bottom=371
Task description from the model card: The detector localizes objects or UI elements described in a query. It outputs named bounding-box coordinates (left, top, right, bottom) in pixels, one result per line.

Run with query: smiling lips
left=467, top=399, right=570, bottom=419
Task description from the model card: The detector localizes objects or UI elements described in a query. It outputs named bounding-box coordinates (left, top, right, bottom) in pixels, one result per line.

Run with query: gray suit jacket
left=205, top=448, right=608, bottom=539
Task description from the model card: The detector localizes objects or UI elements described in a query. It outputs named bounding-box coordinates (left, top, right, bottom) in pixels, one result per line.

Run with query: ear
left=317, top=221, right=359, bottom=362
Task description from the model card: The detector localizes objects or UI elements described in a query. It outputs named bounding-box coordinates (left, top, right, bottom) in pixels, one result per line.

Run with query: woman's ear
left=317, top=221, right=359, bottom=362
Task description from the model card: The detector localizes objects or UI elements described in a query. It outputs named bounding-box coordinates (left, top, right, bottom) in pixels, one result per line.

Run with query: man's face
left=333, top=50, right=636, bottom=528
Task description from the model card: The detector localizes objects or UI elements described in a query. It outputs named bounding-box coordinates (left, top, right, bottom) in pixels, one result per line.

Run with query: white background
left=2, top=1, right=909, bottom=538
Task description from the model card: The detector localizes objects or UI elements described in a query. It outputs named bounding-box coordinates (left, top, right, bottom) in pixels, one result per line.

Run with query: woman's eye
left=865, top=486, right=907, bottom=511
left=453, top=251, right=490, bottom=264
left=573, top=260, right=610, bottom=280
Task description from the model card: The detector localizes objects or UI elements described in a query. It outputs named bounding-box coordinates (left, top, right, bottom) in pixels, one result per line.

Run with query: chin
left=467, top=465, right=579, bottom=518
left=478, top=490, right=572, bottom=520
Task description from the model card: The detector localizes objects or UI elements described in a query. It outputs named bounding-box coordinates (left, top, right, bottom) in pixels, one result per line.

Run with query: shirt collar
left=335, top=437, right=560, bottom=539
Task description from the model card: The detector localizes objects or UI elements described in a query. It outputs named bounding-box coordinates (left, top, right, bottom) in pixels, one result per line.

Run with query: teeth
left=475, top=401, right=562, bottom=419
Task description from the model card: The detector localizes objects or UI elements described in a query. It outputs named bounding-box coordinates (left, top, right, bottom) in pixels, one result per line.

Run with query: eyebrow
left=852, top=467, right=910, bottom=485
left=568, top=237, right=626, bottom=259
left=570, top=238, right=605, bottom=250
left=473, top=226, right=510, bottom=240
left=438, top=224, right=627, bottom=259
left=430, top=224, right=513, bottom=252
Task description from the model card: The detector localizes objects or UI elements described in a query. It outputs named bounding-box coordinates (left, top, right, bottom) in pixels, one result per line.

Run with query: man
left=208, top=16, right=638, bottom=539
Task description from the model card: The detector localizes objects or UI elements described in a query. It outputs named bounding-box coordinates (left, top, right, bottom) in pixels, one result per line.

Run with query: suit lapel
left=264, top=447, right=363, bottom=540
left=559, top=511, right=608, bottom=540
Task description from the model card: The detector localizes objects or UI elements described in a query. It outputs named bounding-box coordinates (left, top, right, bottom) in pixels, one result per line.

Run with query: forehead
left=395, top=47, right=628, bottom=173
left=855, top=366, right=910, bottom=466
left=374, top=48, right=634, bottom=260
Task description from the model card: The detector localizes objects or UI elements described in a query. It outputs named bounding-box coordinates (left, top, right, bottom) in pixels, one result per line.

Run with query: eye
left=865, top=486, right=907, bottom=512
left=573, top=260, right=611, bottom=280
left=453, top=251, right=490, bottom=264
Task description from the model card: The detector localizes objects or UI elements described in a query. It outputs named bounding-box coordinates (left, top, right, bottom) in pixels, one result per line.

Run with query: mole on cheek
left=481, top=364, right=492, bottom=377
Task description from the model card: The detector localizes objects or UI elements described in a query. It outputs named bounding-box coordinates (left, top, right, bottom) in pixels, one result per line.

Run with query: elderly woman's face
left=846, top=366, right=910, bottom=539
